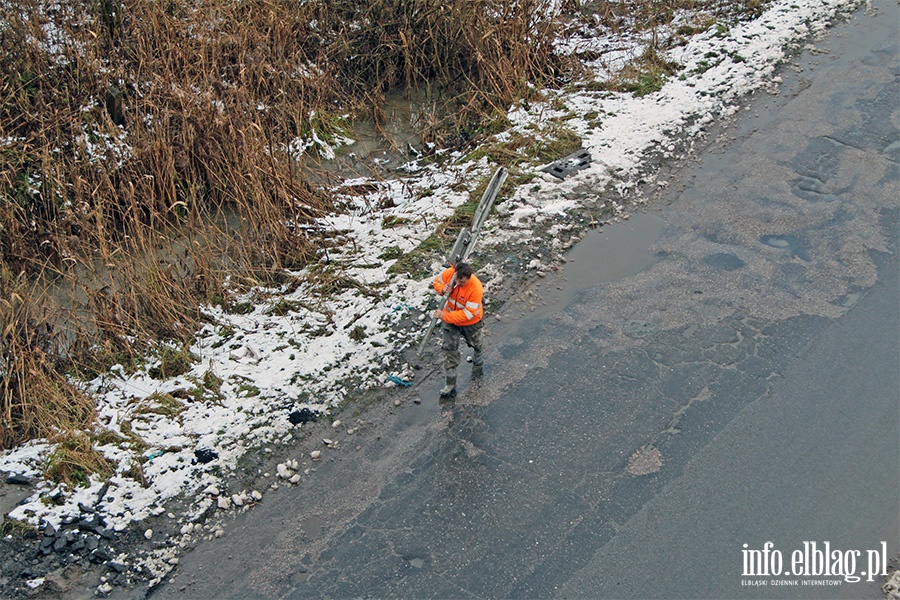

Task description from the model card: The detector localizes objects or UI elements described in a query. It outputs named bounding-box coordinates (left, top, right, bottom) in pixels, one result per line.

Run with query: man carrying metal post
left=418, top=165, right=505, bottom=396
left=432, top=262, right=484, bottom=397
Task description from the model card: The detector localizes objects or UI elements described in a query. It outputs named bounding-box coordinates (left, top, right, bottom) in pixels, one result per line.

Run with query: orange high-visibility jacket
left=433, top=266, right=484, bottom=326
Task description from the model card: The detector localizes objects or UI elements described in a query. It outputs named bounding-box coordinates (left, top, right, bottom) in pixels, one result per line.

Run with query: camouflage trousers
left=441, top=320, right=484, bottom=377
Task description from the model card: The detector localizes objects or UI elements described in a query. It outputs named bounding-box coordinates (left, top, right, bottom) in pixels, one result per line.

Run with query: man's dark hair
left=455, top=262, right=474, bottom=278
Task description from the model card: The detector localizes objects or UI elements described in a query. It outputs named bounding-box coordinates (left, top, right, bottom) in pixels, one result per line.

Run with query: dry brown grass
left=44, top=431, right=115, bottom=487
left=0, top=0, right=568, bottom=451
left=0, top=0, right=774, bottom=454
left=0, top=266, right=96, bottom=449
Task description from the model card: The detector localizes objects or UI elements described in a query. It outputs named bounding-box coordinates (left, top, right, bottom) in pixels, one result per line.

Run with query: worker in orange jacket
left=432, top=262, right=484, bottom=396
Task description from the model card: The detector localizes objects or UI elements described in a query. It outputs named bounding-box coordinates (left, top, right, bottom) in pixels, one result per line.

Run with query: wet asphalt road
left=149, top=2, right=898, bottom=599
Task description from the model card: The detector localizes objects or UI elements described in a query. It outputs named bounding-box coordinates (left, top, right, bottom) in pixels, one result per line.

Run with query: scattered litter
left=288, top=408, right=319, bottom=424
left=194, top=448, right=218, bottom=464
left=541, top=149, right=592, bottom=180
left=228, top=345, right=260, bottom=364
left=0, top=2, right=864, bottom=589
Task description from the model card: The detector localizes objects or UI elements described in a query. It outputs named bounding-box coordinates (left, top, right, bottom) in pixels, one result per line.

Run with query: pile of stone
left=24, top=509, right=122, bottom=573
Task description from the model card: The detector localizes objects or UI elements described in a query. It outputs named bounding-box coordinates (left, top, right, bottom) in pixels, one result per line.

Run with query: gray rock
left=90, top=547, right=113, bottom=563
left=108, top=561, right=127, bottom=573
left=78, top=515, right=102, bottom=531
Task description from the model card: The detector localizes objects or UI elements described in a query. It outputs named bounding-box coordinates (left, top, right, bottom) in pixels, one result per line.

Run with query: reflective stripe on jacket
left=433, top=267, right=483, bottom=326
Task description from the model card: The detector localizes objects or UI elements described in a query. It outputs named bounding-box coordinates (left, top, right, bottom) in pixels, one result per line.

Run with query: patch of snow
left=0, top=0, right=863, bottom=546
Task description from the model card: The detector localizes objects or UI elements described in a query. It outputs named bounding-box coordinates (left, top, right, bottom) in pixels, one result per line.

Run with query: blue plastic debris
left=386, top=375, right=414, bottom=387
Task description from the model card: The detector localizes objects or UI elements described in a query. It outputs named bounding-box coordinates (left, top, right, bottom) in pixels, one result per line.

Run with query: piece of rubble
left=539, top=149, right=591, bottom=180
left=6, top=473, right=31, bottom=485
left=884, top=570, right=900, bottom=600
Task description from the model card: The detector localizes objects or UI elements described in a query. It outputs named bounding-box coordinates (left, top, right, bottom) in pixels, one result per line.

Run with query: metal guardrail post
left=417, top=166, right=508, bottom=357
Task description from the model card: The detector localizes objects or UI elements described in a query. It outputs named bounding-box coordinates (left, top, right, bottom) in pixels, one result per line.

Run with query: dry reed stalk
left=0, top=0, right=633, bottom=455
left=0, top=265, right=95, bottom=450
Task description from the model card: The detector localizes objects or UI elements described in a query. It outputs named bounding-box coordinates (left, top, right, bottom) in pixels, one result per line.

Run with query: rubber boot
left=440, top=376, right=457, bottom=397
left=471, top=350, right=484, bottom=378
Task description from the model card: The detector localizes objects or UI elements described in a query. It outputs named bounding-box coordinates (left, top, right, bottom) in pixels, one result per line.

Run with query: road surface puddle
left=300, top=515, right=324, bottom=539
left=512, top=212, right=666, bottom=321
